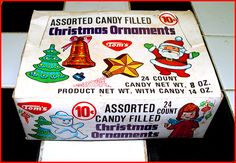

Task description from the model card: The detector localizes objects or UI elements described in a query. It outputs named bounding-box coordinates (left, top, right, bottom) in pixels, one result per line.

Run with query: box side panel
left=13, top=96, right=222, bottom=140
left=13, top=98, right=38, bottom=140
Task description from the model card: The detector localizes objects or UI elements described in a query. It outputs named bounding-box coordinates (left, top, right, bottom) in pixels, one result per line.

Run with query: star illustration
left=103, top=54, right=143, bottom=78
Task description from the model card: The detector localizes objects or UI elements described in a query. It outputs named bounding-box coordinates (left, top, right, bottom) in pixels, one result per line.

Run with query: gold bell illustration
left=62, top=35, right=96, bottom=69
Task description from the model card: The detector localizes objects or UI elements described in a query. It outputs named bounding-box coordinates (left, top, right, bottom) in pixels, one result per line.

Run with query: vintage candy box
left=13, top=10, right=223, bottom=140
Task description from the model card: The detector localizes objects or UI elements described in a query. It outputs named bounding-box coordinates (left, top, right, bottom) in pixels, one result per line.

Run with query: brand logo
left=17, top=102, right=52, bottom=115
left=102, top=40, right=132, bottom=51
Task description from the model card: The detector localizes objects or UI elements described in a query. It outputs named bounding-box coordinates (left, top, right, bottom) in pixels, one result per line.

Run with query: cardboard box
left=13, top=10, right=223, bottom=140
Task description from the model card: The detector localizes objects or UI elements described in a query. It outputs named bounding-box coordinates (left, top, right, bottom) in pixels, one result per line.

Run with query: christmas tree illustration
left=26, top=44, right=69, bottom=83
left=29, top=116, right=56, bottom=140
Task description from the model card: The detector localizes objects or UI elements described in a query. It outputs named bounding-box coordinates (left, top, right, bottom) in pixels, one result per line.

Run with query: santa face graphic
left=158, top=44, right=186, bottom=59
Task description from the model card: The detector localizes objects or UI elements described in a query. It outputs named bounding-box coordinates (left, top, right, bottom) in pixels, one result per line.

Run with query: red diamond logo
left=103, top=40, right=132, bottom=51
left=17, top=102, right=52, bottom=115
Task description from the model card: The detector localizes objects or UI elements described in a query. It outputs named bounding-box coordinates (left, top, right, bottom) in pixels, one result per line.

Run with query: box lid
left=13, top=10, right=222, bottom=99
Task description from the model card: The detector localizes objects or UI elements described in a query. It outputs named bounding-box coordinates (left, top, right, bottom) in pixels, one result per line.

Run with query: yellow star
left=103, top=54, right=143, bottom=78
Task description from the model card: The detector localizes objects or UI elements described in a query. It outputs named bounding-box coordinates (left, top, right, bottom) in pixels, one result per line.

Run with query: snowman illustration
left=42, top=111, right=87, bottom=140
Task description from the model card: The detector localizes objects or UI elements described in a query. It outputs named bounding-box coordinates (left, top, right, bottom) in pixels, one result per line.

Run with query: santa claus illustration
left=144, top=36, right=200, bottom=77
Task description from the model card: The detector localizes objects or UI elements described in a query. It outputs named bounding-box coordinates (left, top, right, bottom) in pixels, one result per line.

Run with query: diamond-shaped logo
left=103, top=40, right=132, bottom=51
left=17, top=102, right=52, bottom=115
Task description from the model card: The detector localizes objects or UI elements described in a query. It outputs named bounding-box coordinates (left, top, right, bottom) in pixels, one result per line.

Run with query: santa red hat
left=161, top=36, right=184, bottom=48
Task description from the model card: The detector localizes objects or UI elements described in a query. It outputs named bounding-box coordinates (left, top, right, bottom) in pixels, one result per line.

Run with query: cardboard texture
left=13, top=10, right=222, bottom=140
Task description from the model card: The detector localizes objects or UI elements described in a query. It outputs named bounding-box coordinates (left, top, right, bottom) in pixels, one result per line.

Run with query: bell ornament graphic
left=62, top=35, right=96, bottom=69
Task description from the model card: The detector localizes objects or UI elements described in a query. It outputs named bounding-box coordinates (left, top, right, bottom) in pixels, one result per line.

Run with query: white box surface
left=13, top=10, right=222, bottom=140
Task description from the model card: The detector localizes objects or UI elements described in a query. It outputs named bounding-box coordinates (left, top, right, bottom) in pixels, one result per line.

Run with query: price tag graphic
left=159, top=12, right=178, bottom=26
left=72, top=102, right=96, bottom=120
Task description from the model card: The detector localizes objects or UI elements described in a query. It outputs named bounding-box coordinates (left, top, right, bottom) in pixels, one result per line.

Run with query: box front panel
left=15, top=97, right=222, bottom=140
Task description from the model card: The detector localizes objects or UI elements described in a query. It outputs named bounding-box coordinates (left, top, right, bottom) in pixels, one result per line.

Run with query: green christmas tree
left=29, top=116, right=56, bottom=140
left=26, top=44, right=69, bottom=83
